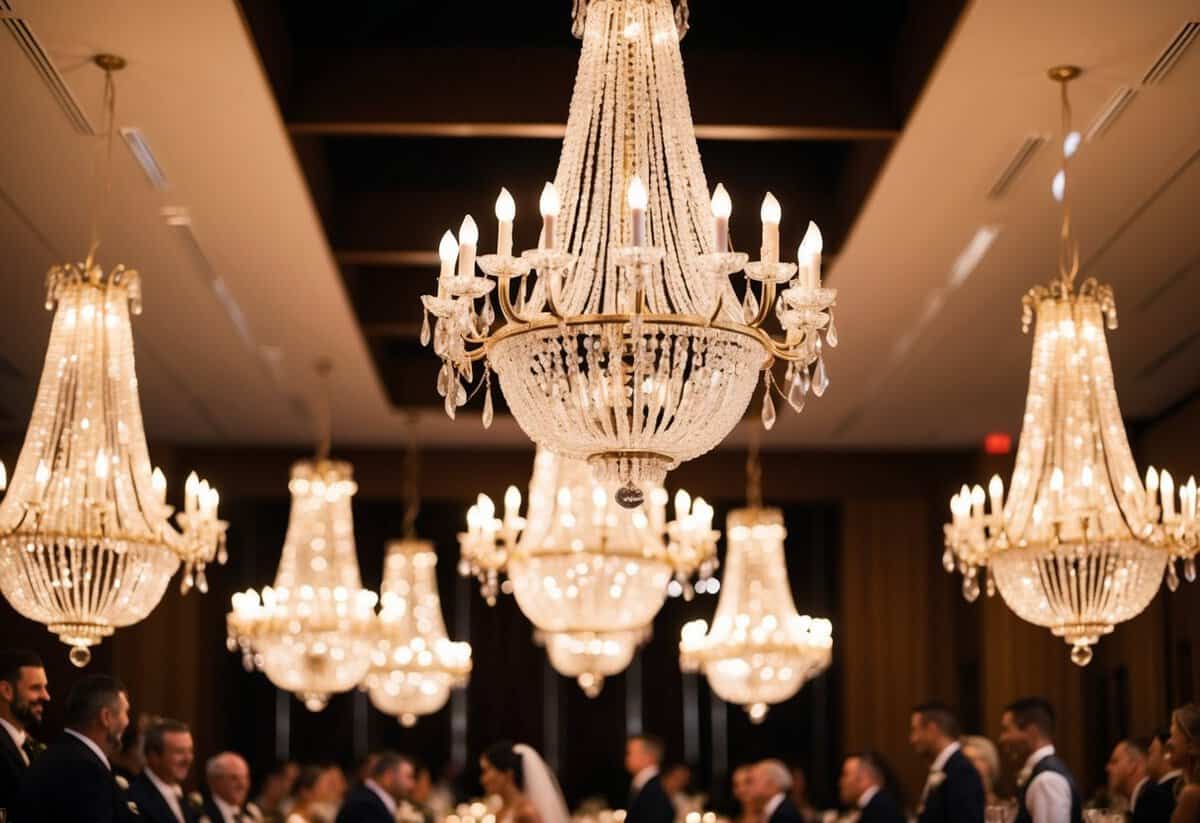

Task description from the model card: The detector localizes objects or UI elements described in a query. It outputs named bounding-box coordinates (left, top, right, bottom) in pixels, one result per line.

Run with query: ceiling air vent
left=0, top=2, right=95, bottom=135
left=1084, top=85, right=1137, bottom=142
left=987, top=135, right=1046, bottom=199
left=1142, top=21, right=1199, bottom=86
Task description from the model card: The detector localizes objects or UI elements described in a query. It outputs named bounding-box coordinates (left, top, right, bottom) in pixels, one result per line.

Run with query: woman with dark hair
left=1169, top=704, right=1200, bottom=823
left=481, top=741, right=570, bottom=823
left=286, top=765, right=333, bottom=823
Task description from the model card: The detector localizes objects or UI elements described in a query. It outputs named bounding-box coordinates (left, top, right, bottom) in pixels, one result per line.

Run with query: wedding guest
left=787, top=765, right=819, bottom=823
left=204, top=751, right=263, bottom=822
left=731, top=765, right=760, bottom=823
left=411, top=760, right=436, bottom=823
left=626, top=734, right=675, bottom=823
left=1147, top=727, right=1183, bottom=819
left=910, top=701, right=984, bottom=823
left=336, top=751, right=414, bottom=823
left=0, top=649, right=49, bottom=813
left=315, top=764, right=349, bottom=817
left=13, top=673, right=133, bottom=822
left=1167, top=704, right=1200, bottom=823
left=661, top=762, right=692, bottom=810
left=255, top=760, right=299, bottom=823
left=286, top=766, right=330, bottom=823
left=839, top=752, right=903, bottom=823
left=1106, top=738, right=1165, bottom=822
left=128, top=719, right=200, bottom=823
left=962, top=735, right=1002, bottom=806
left=998, top=697, right=1080, bottom=823
left=751, top=759, right=802, bottom=823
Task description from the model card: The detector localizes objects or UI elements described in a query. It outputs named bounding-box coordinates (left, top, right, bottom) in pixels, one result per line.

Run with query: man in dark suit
left=1106, top=737, right=1173, bottom=823
left=751, top=759, right=803, bottom=823
left=625, top=734, right=676, bottom=823
left=909, top=701, right=984, bottom=823
left=839, top=752, right=904, bottom=823
left=998, top=697, right=1081, bottom=823
left=12, top=673, right=135, bottom=822
left=128, top=719, right=199, bottom=823
left=203, top=752, right=263, bottom=823
left=1145, top=727, right=1182, bottom=821
left=336, top=751, right=415, bottom=823
left=0, top=650, right=50, bottom=814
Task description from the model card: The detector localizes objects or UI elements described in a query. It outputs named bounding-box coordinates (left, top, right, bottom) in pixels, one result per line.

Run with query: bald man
left=203, top=752, right=262, bottom=823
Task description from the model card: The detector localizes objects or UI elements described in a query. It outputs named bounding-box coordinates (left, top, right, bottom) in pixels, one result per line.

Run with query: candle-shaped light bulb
left=1162, top=470, right=1175, bottom=519
left=477, top=493, right=495, bottom=523
left=760, top=192, right=780, bottom=264
left=971, top=485, right=985, bottom=515
left=628, top=175, right=648, bottom=247
left=207, top=487, right=220, bottom=515
left=0, top=460, right=6, bottom=493
left=1146, top=466, right=1159, bottom=494
left=95, top=449, right=109, bottom=480
left=151, top=466, right=167, bottom=501
left=438, top=230, right=459, bottom=278
left=1186, top=476, right=1197, bottom=520
left=989, top=474, right=1004, bottom=515
left=185, top=471, right=200, bottom=513
left=711, top=183, right=731, bottom=251
left=798, top=220, right=823, bottom=287
left=466, top=504, right=480, bottom=532
left=504, top=485, right=521, bottom=519
left=1081, top=464, right=1094, bottom=488
left=693, top=498, right=712, bottom=526
left=592, top=485, right=607, bottom=510
left=539, top=182, right=560, bottom=250
left=675, top=489, right=692, bottom=520
left=35, top=460, right=49, bottom=488
left=495, top=188, right=515, bottom=257
left=458, top=215, right=478, bottom=277
left=556, top=485, right=572, bottom=508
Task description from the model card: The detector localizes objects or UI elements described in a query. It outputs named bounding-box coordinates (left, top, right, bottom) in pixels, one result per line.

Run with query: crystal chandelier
left=0, top=55, right=226, bottom=667
left=367, top=539, right=472, bottom=726
left=365, top=432, right=471, bottom=726
left=421, top=0, right=839, bottom=506
left=227, top=363, right=378, bottom=710
left=943, top=67, right=1198, bottom=666
left=459, top=446, right=718, bottom=695
left=680, top=441, right=832, bottom=723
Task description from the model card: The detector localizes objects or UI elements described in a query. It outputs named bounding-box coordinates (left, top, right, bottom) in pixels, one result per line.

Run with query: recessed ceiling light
left=120, top=127, right=169, bottom=191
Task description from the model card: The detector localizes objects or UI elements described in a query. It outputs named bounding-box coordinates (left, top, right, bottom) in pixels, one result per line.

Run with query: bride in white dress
left=480, top=741, right=571, bottom=823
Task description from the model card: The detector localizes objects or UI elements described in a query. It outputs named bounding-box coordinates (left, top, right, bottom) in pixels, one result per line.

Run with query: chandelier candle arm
left=419, top=0, right=842, bottom=496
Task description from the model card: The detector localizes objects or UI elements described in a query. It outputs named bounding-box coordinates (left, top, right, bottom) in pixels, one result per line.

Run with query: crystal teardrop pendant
left=482, top=381, right=494, bottom=429
left=1186, top=557, right=1197, bottom=583
left=942, top=548, right=955, bottom=573
left=812, top=355, right=829, bottom=397
left=420, top=309, right=431, bottom=347
left=761, top=387, right=776, bottom=431
left=826, top=315, right=838, bottom=348
left=787, top=372, right=806, bottom=413
left=742, top=286, right=759, bottom=324
left=455, top=380, right=468, bottom=407
left=1167, top=561, right=1180, bottom=592
left=436, top=363, right=450, bottom=398
left=445, top=388, right=457, bottom=420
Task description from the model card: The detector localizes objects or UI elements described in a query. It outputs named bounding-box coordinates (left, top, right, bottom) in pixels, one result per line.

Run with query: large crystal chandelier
left=367, top=539, right=472, bottom=727
left=421, top=0, right=839, bottom=506
left=0, top=55, right=226, bottom=667
left=459, top=446, right=717, bottom=695
left=943, top=67, right=1198, bottom=666
left=680, top=442, right=832, bottom=723
left=227, top=363, right=378, bottom=710
left=365, top=434, right=471, bottom=727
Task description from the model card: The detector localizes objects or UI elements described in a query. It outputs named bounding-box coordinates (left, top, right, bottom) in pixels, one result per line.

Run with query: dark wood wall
left=3, top=419, right=1199, bottom=810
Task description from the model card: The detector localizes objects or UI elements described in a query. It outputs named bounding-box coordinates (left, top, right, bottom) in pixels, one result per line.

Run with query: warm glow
left=504, top=485, right=521, bottom=515
left=710, top=183, right=731, bottom=219
left=798, top=220, right=823, bottom=257
left=0, top=461, right=6, bottom=493
left=675, top=489, right=691, bottom=519
left=495, top=188, right=516, bottom=222
left=151, top=466, right=166, bottom=498
left=438, top=230, right=459, bottom=264
left=627, top=175, right=648, bottom=210
left=539, top=182, right=560, bottom=217
left=759, top=192, right=781, bottom=225
left=458, top=215, right=479, bottom=246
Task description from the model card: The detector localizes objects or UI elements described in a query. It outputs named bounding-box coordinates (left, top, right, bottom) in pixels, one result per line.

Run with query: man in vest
left=999, top=697, right=1081, bottom=823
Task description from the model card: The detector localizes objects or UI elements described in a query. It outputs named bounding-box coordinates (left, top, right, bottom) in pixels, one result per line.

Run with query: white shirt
left=857, top=785, right=880, bottom=810
left=763, top=793, right=785, bottom=820
left=65, top=728, right=110, bottom=771
left=632, top=766, right=659, bottom=794
left=1019, top=746, right=1072, bottom=823
left=1130, top=776, right=1150, bottom=811
left=145, top=764, right=186, bottom=823
left=213, top=794, right=243, bottom=823
left=0, top=718, right=29, bottom=766
left=365, top=779, right=398, bottom=816
left=1160, top=769, right=1184, bottom=785
left=920, top=741, right=960, bottom=806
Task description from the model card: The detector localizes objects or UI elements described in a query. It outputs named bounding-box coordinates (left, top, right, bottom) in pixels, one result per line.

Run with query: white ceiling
left=0, top=0, right=1197, bottom=452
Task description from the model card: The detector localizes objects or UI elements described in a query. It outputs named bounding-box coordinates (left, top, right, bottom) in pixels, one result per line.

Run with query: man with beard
left=0, top=650, right=50, bottom=813
left=13, top=673, right=134, bottom=822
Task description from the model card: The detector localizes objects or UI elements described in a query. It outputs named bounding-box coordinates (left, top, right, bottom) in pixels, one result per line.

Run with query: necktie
left=20, top=737, right=36, bottom=765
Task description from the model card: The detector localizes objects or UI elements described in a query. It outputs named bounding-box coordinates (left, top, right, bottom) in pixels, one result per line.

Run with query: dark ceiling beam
left=284, top=48, right=902, bottom=134
left=289, top=121, right=900, bottom=142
